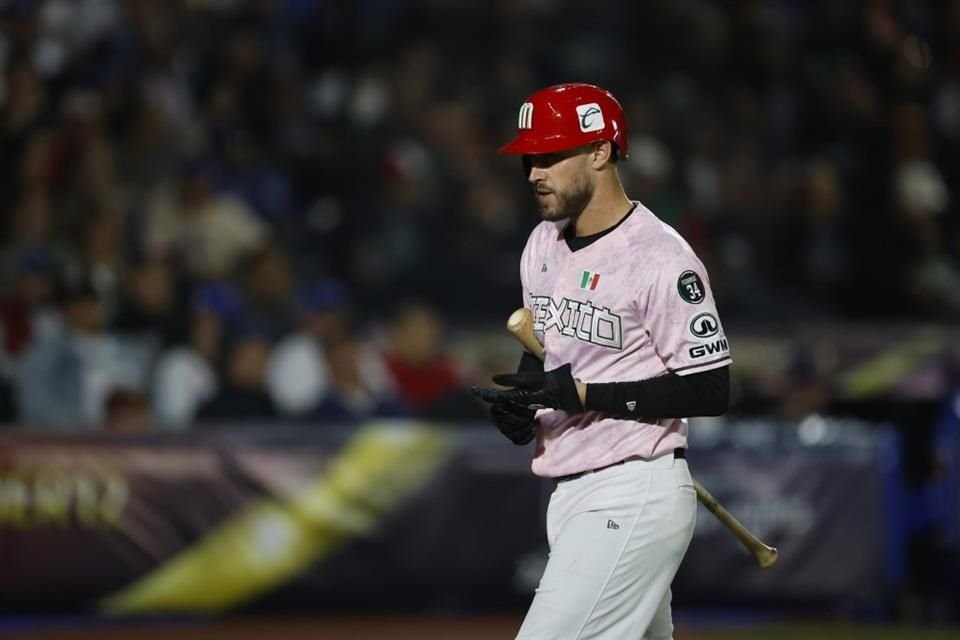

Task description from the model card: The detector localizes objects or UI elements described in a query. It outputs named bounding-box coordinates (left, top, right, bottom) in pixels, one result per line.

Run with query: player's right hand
left=490, top=402, right=536, bottom=445
left=472, top=363, right=583, bottom=414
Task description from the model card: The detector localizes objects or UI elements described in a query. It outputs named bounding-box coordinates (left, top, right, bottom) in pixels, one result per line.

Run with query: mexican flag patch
left=580, top=270, right=600, bottom=290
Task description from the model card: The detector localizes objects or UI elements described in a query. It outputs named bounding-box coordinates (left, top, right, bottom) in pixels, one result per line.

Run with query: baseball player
left=473, top=83, right=731, bottom=639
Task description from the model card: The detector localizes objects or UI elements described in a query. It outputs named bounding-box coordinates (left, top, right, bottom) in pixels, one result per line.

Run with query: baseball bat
left=506, top=307, right=779, bottom=569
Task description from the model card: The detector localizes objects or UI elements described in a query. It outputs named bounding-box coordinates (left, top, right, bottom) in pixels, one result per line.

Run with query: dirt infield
left=4, top=616, right=522, bottom=640
left=5, top=615, right=960, bottom=639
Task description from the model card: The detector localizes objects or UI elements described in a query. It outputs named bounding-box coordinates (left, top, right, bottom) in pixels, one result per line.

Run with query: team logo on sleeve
left=677, top=270, right=706, bottom=304
left=689, top=312, right=720, bottom=338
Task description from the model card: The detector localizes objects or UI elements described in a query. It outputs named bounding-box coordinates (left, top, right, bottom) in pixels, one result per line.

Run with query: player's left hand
left=472, top=363, right=585, bottom=413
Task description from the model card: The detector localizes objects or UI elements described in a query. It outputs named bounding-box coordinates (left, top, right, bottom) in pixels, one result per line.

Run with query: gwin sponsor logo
left=531, top=295, right=622, bottom=350
left=689, top=338, right=729, bottom=359
left=689, top=312, right=719, bottom=338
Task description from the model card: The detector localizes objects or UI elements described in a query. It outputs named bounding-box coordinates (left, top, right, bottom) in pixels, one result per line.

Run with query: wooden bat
left=506, top=307, right=779, bottom=569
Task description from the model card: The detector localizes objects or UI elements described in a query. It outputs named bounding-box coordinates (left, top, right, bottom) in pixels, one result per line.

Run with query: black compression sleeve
left=584, top=366, right=729, bottom=418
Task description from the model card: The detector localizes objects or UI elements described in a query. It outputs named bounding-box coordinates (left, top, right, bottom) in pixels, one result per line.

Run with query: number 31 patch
left=677, top=270, right=705, bottom=304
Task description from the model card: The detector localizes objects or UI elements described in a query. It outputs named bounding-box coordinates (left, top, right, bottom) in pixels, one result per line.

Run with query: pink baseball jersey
left=520, top=202, right=732, bottom=478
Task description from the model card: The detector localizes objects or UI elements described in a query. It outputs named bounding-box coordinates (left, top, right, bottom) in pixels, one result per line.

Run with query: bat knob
left=756, top=547, right=779, bottom=569
left=507, top=308, right=531, bottom=332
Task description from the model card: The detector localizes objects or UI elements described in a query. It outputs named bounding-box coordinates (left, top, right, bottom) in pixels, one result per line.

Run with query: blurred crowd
left=0, top=0, right=959, bottom=431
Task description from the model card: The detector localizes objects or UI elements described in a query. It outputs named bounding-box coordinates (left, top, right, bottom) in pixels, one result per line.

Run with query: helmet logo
left=518, top=102, right=534, bottom=130
left=576, top=103, right=604, bottom=133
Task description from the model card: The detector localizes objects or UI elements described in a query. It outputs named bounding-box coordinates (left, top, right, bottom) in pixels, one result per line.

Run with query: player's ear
left=590, top=141, right=613, bottom=169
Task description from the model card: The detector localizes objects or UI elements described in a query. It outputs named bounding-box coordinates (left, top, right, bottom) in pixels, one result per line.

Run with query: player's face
left=524, top=148, right=594, bottom=222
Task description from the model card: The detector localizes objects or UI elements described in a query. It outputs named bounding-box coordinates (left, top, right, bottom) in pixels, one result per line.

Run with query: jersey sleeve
left=644, top=254, right=732, bottom=377
left=519, top=231, right=535, bottom=308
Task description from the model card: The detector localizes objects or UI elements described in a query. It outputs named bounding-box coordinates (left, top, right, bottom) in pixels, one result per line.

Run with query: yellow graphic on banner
left=100, top=422, right=452, bottom=613
left=837, top=328, right=942, bottom=399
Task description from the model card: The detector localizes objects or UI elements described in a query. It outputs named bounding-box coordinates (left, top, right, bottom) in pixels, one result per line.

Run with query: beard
left=534, top=172, right=594, bottom=222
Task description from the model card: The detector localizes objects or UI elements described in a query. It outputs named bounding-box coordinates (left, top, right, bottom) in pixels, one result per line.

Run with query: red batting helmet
left=499, top=83, right=629, bottom=159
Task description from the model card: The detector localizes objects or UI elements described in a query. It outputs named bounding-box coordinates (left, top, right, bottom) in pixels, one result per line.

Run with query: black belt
left=554, top=447, right=686, bottom=483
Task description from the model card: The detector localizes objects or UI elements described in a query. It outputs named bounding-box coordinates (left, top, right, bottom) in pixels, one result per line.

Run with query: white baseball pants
left=516, top=454, right=697, bottom=640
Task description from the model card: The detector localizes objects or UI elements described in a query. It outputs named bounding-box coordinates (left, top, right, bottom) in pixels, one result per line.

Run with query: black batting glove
left=490, top=402, right=536, bottom=445
left=472, top=363, right=584, bottom=413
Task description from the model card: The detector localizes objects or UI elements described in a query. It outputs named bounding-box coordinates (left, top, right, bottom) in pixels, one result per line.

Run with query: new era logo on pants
left=607, top=519, right=619, bottom=530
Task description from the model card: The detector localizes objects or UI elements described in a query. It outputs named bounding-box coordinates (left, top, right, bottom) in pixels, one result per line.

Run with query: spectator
left=0, top=54, right=50, bottom=199
left=151, top=294, right=224, bottom=430
left=101, top=387, right=151, bottom=434
left=777, top=158, right=855, bottom=315
left=143, top=157, right=267, bottom=280
left=312, top=327, right=406, bottom=424
left=111, top=257, right=185, bottom=348
left=218, top=128, right=294, bottom=223
left=380, top=301, right=463, bottom=416
left=267, top=279, right=394, bottom=418
left=234, top=243, right=297, bottom=341
left=16, top=271, right=149, bottom=430
left=0, top=246, right=61, bottom=373
left=195, top=331, right=278, bottom=423
left=266, top=278, right=344, bottom=417
left=776, top=346, right=835, bottom=422
left=0, top=247, right=61, bottom=423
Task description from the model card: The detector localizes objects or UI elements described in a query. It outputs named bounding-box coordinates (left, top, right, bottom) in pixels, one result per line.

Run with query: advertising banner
left=0, top=420, right=900, bottom=615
